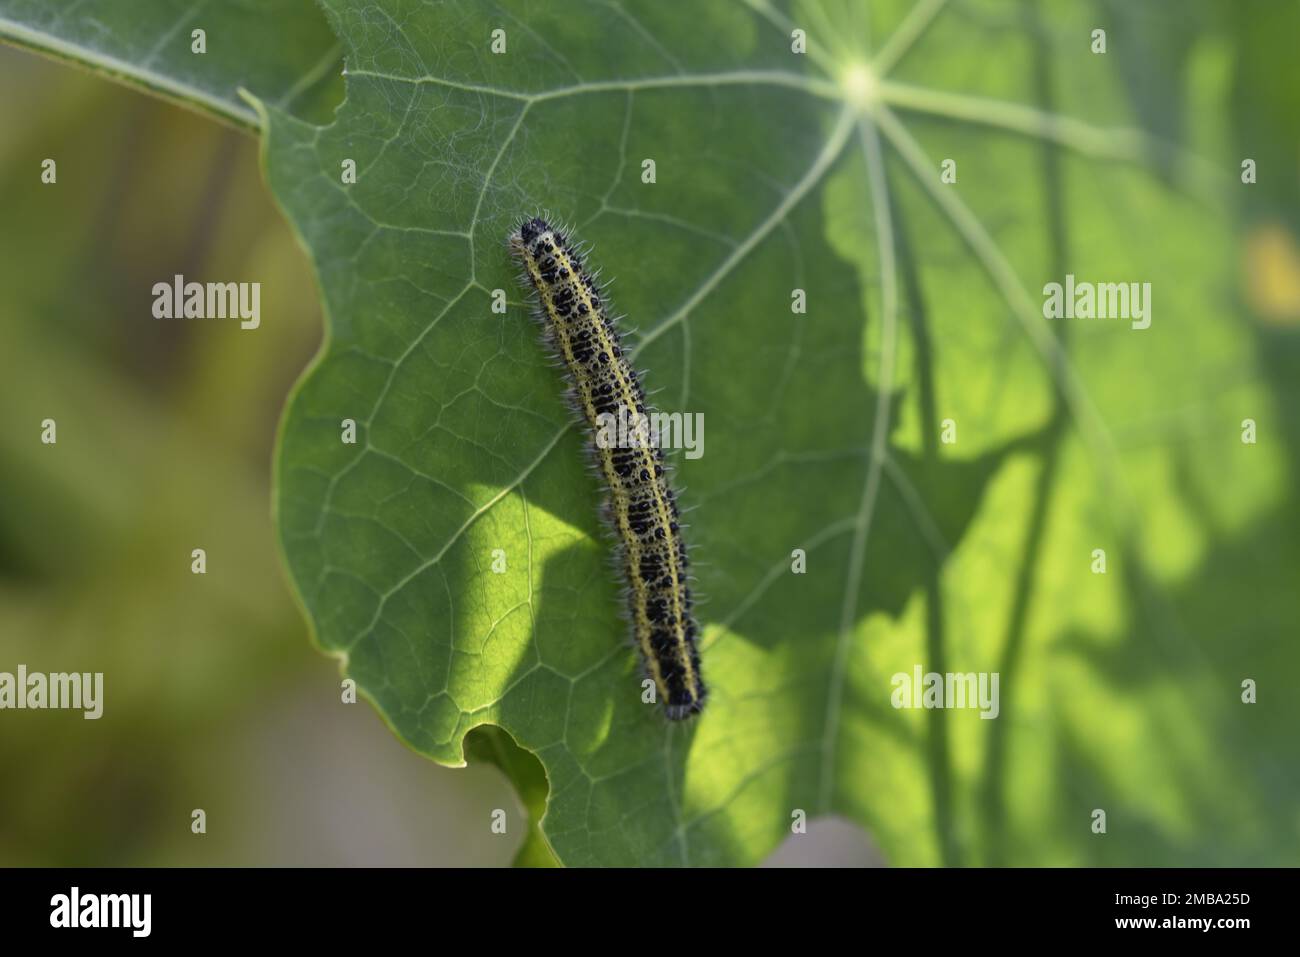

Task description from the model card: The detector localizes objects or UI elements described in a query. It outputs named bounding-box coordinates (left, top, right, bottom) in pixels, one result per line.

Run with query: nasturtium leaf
left=262, top=0, right=1298, bottom=866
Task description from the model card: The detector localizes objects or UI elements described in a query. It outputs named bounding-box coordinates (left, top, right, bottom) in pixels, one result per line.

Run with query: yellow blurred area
left=1244, top=220, right=1300, bottom=323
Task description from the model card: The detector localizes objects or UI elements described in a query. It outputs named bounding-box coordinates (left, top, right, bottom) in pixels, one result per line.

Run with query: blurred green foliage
left=0, top=48, right=517, bottom=866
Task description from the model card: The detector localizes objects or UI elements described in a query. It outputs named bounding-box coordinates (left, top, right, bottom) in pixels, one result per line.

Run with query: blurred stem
left=978, top=0, right=1072, bottom=867
left=890, top=171, right=960, bottom=868
left=278, top=41, right=344, bottom=113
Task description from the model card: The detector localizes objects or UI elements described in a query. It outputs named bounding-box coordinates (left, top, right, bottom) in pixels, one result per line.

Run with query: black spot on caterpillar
left=509, top=216, right=706, bottom=720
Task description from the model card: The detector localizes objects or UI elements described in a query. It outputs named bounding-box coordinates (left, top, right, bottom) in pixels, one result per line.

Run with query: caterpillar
left=509, top=216, right=706, bottom=719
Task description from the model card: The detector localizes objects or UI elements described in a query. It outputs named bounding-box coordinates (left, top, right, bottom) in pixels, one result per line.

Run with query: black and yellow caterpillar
left=509, top=216, right=706, bottom=719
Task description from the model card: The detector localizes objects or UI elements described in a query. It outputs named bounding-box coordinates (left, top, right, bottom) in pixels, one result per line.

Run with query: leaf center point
left=839, top=62, right=879, bottom=111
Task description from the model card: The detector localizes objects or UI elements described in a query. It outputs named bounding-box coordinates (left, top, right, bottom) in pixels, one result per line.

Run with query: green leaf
left=263, top=0, right=1298, bottom=866
left=0, top=0, right=343, bottom=129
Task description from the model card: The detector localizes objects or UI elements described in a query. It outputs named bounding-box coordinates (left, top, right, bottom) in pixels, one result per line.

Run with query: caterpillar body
left=509, top=216, right=706, bottom=719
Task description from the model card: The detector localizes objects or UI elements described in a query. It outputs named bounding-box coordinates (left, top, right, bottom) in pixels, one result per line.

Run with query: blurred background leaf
left=0, top=0, right=344, bottom=129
